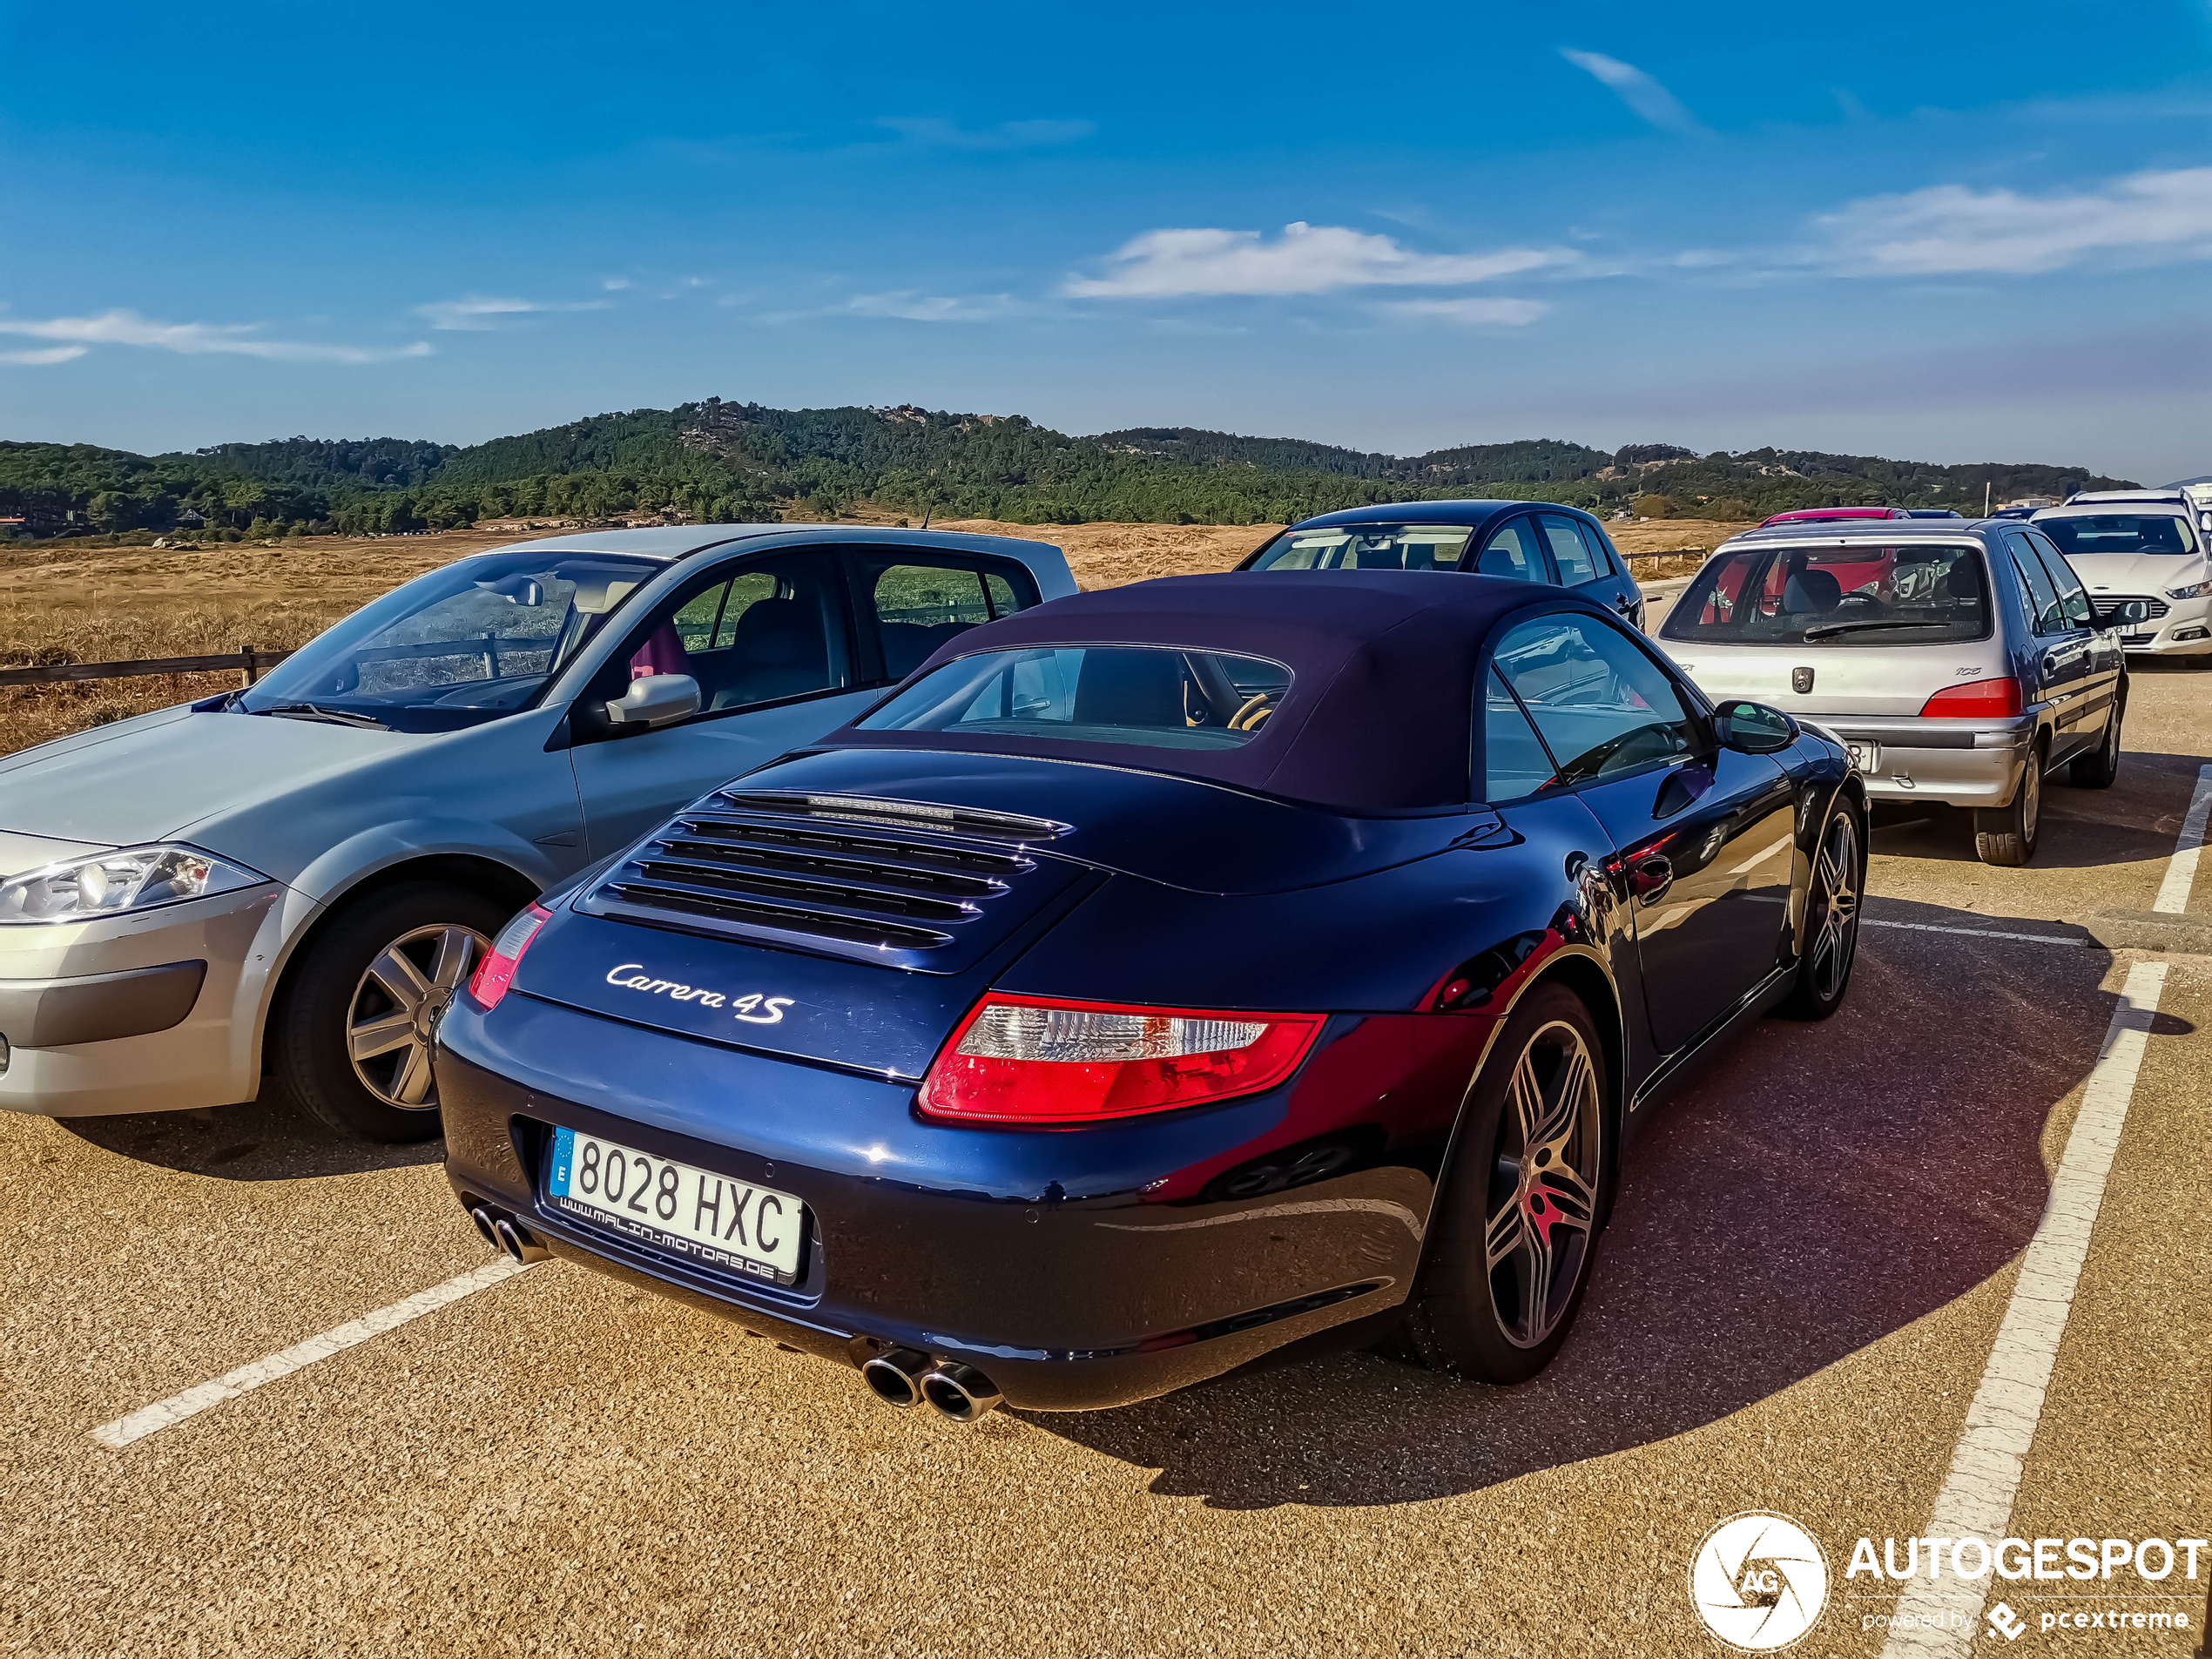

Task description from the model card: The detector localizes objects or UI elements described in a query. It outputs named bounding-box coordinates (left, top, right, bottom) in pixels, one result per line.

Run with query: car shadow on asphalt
left=58, top=1089, right=442, bottom=1180
left=1028, top=900, right=2121, bottom=1509
left=1865, top=748, right=2205, bottom=871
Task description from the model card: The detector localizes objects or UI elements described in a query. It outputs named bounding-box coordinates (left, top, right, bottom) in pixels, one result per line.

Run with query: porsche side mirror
left=604, top=673, right=700, bottom=729
left=1715, top=699, right=1797, bottom=754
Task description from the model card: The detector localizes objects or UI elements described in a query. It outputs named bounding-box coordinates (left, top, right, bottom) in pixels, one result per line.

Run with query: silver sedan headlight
left=2163, top=577, right=2212, bottom=600
left=0, top=845, right=270, bottom=924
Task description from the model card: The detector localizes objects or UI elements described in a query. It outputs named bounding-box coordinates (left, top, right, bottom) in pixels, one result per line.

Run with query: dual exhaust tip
left=469, top=1204, right=550, bottom=1265
left=860, top=1346, right=1001, bottom=1423
left=469, top=1205, right=995, bottom=1420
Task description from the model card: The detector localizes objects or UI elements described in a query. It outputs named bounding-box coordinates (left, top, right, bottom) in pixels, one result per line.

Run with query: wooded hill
left=0, top=399, right=2134, bottom=541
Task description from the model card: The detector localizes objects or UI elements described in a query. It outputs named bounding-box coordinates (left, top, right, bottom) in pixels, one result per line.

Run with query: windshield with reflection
left=1248, top=523, right=1474, bottom=572
left=857, top=645, right=1291, bottom=752
left=237, top=550, right=660, bottom=731
left=1663, top=543, right=1992, bottom=646
left=2034, top=514, right=2196, bottom=557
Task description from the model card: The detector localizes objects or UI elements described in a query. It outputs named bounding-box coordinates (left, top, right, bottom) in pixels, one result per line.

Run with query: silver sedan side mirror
left=604, top=673, right=701, bottom=728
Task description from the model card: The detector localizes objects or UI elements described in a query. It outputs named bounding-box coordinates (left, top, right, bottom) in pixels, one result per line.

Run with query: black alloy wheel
left=266, top=880, right=512, bottom=1143
left=1400, top=983, right=1613, bottom=1386
left=1974, top=739, right=2044, bottom=867
left=2067, top=687, right=2124, bottom=788
left=1779, top=799, right=1864, bottom=1021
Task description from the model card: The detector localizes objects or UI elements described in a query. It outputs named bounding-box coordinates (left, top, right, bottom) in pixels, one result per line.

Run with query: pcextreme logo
left=1689, top=1512, right=1831, bottom=1652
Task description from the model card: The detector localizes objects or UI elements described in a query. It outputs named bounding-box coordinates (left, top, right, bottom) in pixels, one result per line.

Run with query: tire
left=266, top=881, right=509, bottom=1142
left=2067, top=687, right=2124, bottom=789
left=1974, top=740, right=2045, bottom=867
left=1399, top=984, right=1613, bottom=1385
left=1777, top=798, right=1864, bottom=1021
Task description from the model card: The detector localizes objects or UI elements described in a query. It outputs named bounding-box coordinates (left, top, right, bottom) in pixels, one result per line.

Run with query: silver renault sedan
left=0, top=524, right=1075, bottom=1138
left=1654, top=518, right=2128, bottom=866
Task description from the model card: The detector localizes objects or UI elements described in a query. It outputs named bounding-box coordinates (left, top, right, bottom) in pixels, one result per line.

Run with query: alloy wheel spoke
left=367, top=947, right=430, bottom=1011
left=1530, top=1044, right=1591, bottom=1153
left=347, top=1010, right=416, bottom=1062
left=390, top=1041, right=435, bottom=1106
left=1537, top=1163, right=1598, bottom=1229
left=1516, top=1225, right=1557, bottom=1343
left=1486, top=1197, right=1530, bottom=1271
left=429, top=927, right=479, bottom=989
left=1507, top=1055, right=1544, bottom=1149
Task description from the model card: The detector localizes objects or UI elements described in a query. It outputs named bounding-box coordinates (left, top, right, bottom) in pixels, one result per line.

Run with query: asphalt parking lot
left=3, top=651, right=2207, bottom=1657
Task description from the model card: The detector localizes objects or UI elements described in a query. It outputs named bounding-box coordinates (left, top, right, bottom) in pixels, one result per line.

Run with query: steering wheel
left=1230, top=691, right=1273, bottom=732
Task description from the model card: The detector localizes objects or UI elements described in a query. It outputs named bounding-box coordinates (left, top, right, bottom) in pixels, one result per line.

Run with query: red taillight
left=1919, top=677, right=2023, bottom=718
left=465, top=902, right=553, bottom=1011
left=916, top=994, right=1326, bottom=1125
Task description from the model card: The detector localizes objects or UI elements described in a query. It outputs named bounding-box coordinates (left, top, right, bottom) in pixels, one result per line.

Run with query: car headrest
left=1782, top=570, right=1843, bottom=613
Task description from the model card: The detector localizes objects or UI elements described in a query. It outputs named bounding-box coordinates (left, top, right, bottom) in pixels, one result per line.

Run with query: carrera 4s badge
left=604, top=963, right=794, bottom=1025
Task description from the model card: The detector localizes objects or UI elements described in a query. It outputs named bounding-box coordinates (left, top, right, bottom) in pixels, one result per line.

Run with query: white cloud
left=601, top=276, right=632, bottom=291
left=1065, top=222, right=1572, bottom=298
left=878, top=116, right=1095, bottom=151
left=1560, top=49, right=1705, bottom=136
left=413, top=295, right=612, bottom=330
left=0, top=308, right=429, bottom=363
left=0, top=345, right=89, bottom=366
left=1804, top=166, right=2212, bottom=275
left=842, top=291, right=1019, bottom=322
left=1379, top=297, right=1550, bottom=327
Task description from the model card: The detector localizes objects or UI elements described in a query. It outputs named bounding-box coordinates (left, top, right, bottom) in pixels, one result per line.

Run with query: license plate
left=546, top=1125, right=806, bottom=1285
left=1846, top=741, right=1880, bottom=774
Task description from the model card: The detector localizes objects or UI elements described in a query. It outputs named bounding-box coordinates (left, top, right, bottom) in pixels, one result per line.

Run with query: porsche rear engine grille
left=585, top=800, right=1069, bottom=962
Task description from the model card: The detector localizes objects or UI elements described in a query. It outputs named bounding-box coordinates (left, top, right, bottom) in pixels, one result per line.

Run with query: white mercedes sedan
left=0, top=524, right=1075, bottom=1139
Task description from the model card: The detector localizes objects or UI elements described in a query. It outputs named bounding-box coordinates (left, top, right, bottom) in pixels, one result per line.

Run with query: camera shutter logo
left=1689, top=1512, right=1830, bottom=1651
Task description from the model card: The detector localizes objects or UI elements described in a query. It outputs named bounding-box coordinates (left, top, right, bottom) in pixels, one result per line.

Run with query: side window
left=1474, top=518, right=1550, bottom=583
left=856, top=554, right=1038, bottom=682
left=1539, top=515, right=1601, bottom=585
left=1491, top=614, right=1697, bottom=787
left=1481, top=667, right=1558, bottom=802
left=2005, top=533, right=2066, bottom=635
left=613, top=550, right=850, bottom=718
left=2026, top=531, right=2093, bottom=629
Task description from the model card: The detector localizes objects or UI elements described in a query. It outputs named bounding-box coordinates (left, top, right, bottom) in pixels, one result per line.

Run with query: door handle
left=1629, top=853, right=1674, bottom=906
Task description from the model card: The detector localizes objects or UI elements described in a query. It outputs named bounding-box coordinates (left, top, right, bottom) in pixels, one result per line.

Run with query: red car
left=1758, top=507, right=1910, bottom=527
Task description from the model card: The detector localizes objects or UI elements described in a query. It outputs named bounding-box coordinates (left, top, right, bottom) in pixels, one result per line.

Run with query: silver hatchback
left=1654, top=520, right=2128, bottom=866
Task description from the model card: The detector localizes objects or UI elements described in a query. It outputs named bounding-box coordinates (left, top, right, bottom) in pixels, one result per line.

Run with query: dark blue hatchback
left=1240, top=499, right=1647, bottom=630
left=436, top=571, right=1859, bottom=1420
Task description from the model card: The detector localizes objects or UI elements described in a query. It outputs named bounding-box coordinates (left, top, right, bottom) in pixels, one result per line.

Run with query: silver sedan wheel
left=1809, top=810, right=1862, bottom=1002
left=1484, top=1020, right=1603, bottom=1350
left=346, top=923, right=488, bottom=1111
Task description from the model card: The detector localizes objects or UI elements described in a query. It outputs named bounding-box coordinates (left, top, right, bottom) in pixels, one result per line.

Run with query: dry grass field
left=0, top=516, right=1745, bottom=757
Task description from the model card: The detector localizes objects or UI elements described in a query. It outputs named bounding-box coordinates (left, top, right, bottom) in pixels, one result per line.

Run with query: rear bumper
left=1799, top=713, right=2031, bottom=809
left=436, top=989, right=1488, bottom=1411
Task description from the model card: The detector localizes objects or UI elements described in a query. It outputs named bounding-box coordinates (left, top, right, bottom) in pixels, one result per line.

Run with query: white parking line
left=1877, top=961, right=2168, bottom=1656
left=91, top=1258, right=532, bottom=1449
left=1863, top=920, right=2088, bottom=948
left=2151, top=761, right=2212, bottom=914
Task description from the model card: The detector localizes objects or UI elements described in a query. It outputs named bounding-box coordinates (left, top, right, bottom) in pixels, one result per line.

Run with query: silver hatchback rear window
left=1662, top=543, right=1993, bottom=647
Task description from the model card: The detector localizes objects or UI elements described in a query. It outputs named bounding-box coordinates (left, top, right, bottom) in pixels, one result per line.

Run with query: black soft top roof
left=819, top=569, right=1605, bottom=813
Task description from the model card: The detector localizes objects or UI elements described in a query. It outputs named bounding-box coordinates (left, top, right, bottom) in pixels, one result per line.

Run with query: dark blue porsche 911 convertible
left=436, top=570, right=1864, bottom=1419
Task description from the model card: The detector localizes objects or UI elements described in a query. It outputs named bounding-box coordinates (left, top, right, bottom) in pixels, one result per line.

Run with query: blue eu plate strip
left=549, top=1126, right=575, bottom=1197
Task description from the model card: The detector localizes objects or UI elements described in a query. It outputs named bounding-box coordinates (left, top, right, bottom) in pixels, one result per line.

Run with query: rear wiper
left=252, top=701, right=390, bottom=730
left=1799, top=619, right=1952, bottom=641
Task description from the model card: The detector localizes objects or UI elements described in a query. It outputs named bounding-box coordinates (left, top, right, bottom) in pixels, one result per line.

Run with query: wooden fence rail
left=0, top=650, right=296, bottom=688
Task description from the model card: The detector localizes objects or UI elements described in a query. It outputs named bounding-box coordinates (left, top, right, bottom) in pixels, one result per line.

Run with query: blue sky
left=4, top=0, right=2209, bottom=482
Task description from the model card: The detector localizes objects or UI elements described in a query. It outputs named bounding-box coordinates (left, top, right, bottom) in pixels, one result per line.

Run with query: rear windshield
left=2035, top=514, right=2196, bottom=557
left=1248, top=523, right=1474, bottom=572
left=1662, top=543, right=1992, bottom=646
left=856, top=645, right=1291, bottom=752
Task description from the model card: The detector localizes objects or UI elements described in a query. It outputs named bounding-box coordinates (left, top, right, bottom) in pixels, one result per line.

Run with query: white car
left=0, top=525, right=1075, bottom=1139
left=2033, top=492, right=2212, bottom=663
